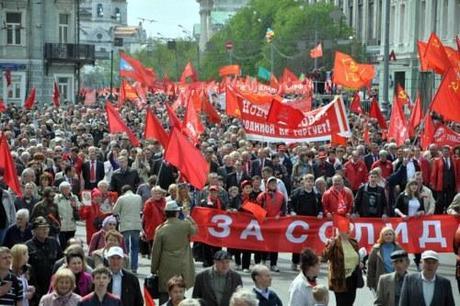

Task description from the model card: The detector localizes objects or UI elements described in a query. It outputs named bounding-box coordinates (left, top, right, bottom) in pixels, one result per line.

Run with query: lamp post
left=382, top=0, right=390, bottom=115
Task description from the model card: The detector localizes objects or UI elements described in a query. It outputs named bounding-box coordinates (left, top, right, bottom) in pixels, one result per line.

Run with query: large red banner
left=239, top=96, right=351, bottom=143
left=191, top=208, right=459, bottom=253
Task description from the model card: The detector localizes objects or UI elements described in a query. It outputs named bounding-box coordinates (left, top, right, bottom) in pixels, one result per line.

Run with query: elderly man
left=3, top=208, right=33, bottom=248
left=322, top=174, right=354, bottom=218
left=193, top=250, right=243, bottom=306
left=230, top=289, right=259, bottom=306
left=251, top=264, right=282, bottom=306
left=374, top=250, right=410, bottom=306
left=109, top=155, right=141, bottom=195
left=399, top=250, right=455, bottom=306
left=371, top=150, right=393, bottom=179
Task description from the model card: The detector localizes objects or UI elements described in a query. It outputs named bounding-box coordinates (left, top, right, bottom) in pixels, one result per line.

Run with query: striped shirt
left=0, top=271, right=23, bottom=305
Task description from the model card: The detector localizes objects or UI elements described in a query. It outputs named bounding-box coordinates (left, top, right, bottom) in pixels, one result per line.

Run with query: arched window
left=97, top=4, right=104, bottom=17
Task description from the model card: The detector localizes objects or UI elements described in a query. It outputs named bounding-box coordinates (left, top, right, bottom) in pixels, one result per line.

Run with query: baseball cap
left=421, top=250, right=439, bottom=261
left=267, top=176, right=277, bottom=184
left=213, top=250, right=232, bottom=261
left=106, top=246, right=125, bottom=258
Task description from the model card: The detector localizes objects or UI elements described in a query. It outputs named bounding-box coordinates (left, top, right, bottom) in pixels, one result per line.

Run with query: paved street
left=76, top=222, right=460, bottom=305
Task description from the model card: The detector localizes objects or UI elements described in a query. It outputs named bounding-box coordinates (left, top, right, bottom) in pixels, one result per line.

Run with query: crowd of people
left=0, top=90, right=458, bottom=306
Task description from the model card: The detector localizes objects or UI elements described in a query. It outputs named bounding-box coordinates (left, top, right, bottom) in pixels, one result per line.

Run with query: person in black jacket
left=354, top=169, right=388, bottom=218
left=288, top=174, right=322, bottom=270
left=109, top=155, right=141, bottom=195
left=251, top=264, right=283, bottom=306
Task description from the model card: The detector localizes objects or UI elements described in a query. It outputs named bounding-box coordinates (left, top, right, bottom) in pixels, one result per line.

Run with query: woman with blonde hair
left=92, top=230, right=128, bottom=268
left=367, top=227, right=404, bottom=292
left=39, top=268, right=81, bottom=306
left=11, top=244, right=35, bottom=306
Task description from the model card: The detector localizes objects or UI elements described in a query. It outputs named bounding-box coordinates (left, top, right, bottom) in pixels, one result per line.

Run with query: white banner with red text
left=239, top=95, right=351, bottom=143
left=191, top=207, right=459, bottom=253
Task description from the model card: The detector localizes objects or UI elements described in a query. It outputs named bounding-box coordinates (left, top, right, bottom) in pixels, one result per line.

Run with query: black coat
left=108, top=269, right=143, bottom=306
left=225, top=171, right=251, bottom=189
left=250, top=159, right=273, bottom=177
left=192, top=268, right=243, bottom=306
left=109, top=167, right=141, bottom=195
left=253, top=288, right=283, bottom=306
left=81, top=160, right=105, bottom=190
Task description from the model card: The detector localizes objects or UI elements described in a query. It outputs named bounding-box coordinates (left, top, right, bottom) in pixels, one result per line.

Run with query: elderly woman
left=321, top=222, right=362, bottom=306
left=88, top=215, right=118, bottom=255
left=39, top=268, right=81, bottom=306
left=3, top=209, right=33, bottom=249
left=142, top=186, right=166, bottom=252
left=367, top=227, right=403, bottom=292
left=55, top=181, right=81, bottom=247
left=79, top=188, right=111, bottom=244
left=288, top=248, right=321, bottom=306
left=96, top=180, right=116, bottom=213
left=92, top=229, right=128, bottom=268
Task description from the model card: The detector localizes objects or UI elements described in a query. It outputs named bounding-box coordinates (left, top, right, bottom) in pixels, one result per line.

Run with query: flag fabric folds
left=225, top=86, right=241, bottom=118
left=241, top=201, right=267, bottom=223
left=408, top=95, right=423, bottom=137
left=0, top=135, right=22, bottom=197
left=332, top=51, right=375, bottom=89
left=52, top=80, right=60, bottom=107
left=24, top=87, right=36, bottom=110
left=219, top=65, right=241, bottom=77
left=369, top=98, right=387, bottom=129
left=164, top=129, right=209, bottom=189
left=431, top=67, right=460, bottom=123
left=395, top=84, right=409, bottom=106
left=387, top=96, right=409, bottom=145
left=119, top=51, right=155, bottom=87
left=165, top=104, right=183, bottom=130
left=183, top=99, right=205, bottom=143
left=310, top=43, right=323, bottom=58
left=144, top=107, right=169, bottom=148
left=105, top=102, right=140, bottom=147
left=349, top=93, right=363, bottom=114
left=423, top=32, right=451, bottom=75
left=266, top=98, right=305, bottom=128
left=180, top=62, right=198, bottom=83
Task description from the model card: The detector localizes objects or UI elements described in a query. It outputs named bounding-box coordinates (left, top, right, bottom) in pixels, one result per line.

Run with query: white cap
left=105, top=246, right=125, bottom=259
left=164, top=200, right=181, bottom=212
left=421, top=250, right=439, bottom=261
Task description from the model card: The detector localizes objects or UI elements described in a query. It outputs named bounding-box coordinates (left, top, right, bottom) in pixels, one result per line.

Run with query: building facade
left=0, top=0, right=95, bottom=105
left=79, top=0, right=147, bottom=59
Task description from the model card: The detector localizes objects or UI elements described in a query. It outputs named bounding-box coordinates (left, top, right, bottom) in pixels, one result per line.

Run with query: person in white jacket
left=288, top=248, right=321, bottom=306
left=55, top=181, right=80, bottom=247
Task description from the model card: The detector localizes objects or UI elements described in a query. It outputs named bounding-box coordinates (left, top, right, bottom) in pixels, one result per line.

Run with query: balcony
left=44, top=43, right=96, bottom=65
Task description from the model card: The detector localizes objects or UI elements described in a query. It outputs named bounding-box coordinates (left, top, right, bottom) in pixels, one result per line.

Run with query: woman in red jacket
left=142, top=186, right=166, bottom=251
left=79, top=188, right=111, bottom=244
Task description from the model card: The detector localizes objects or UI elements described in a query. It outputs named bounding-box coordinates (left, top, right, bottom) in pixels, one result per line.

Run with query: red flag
left=332, top=51, right=375, bottom=89
left=269, top=74, right=279, bottom=90
left=179, top=62, right=198, bottom=83
left=420, top=114, right=435, bottom=150
left=330, top=133, right=348, bottom=146
left=0, top=99, right=6, bottom=113
left=241, top=201, right=267, bottom=223
left=166, top=104, right=183, bottom=130
left=363, top=120, right=370, bottom=144
left=24, top=87, right=36, bottom=110
left=423, top=32, right=451, bottom=75
left=333, top=214, right=350, bottom=233
left=395, top=83, right=409, bottom=106
left=387, top=96, right=409, bottom=145
left=105, top=102, right=141, bottom=147
left=417, top=40, right=429, bottom=71
left=280, top=68, right=298, bottom=84
left=119, top=51, right=155, bottom=87
left=225, top=86, right=241, bottom=118
left=144, top=107, right=169, bottom=148
left=183, top=99, right=205, bottom=143
left=431, top=67, right=460, bottom=123
left=266, top=97, right=304, bottom=128
left=144, top=287, right=156, bottom=306
left=389, top=50, right=397, bottom=61
left=219, top=65, right=241, bottom=77
left=349, top=93, right=363, bottom=114
left=165, top=129, right=209, bottom=189
left=52, top=80, right=60, bottom=107
left=4, top=69, right=11, bottom=87
left=202, top=94, right=221, bottom=124
left=369, top=97, right=387, bottom=129
left=309, top=43, right=323, bottom=58
left=408, top=95, right=423, bottom=137
left=0, top=135, right=22, bottom=197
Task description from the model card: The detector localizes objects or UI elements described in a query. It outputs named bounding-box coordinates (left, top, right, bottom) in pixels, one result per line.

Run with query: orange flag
left=144, top=107, right=169, bottom=148
left=219, top=65, right=241, bottom=77
left=395, top=83, right=409, bottom=106
left=52, top=80, right=60, bottom=107
left=144, top=287, right=156, bottom=306
left=24, top=87, right=36, bottom=110
left=165, top=129, right=209, bottom=189
left=225, top=86, right=241, bottom=118
left=387, top=96, right=409, bottom=145
left=332, top=51, right=375, bottom=89
left=423, top=32, right=451, bottom=75
left=349, top=93, right=363, bottom=114
left=0, top=135, right=22, bottom=197
left=179, top=62, right=198, bottom=83
left=369, top=97, right=387, bottom=129
left=105, top=102, right=140, bottom=147
left=242, top=201, right=267, bottom=223
left=431, top=67, right=460, bottom=123
left=310, top=43, right=323, bottom=58
left=408, top=95, right=423, bottom=137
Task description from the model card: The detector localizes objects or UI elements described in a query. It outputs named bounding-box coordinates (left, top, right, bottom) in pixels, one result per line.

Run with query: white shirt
left=406, top=160, right=416, bottom=180
left=111, top=269, right=123, bottom=298
left=288, top=272, right=316, bottom=306
left=421, top=272, right=436, bottom=306
left=408, top=198, right=420, bottom=216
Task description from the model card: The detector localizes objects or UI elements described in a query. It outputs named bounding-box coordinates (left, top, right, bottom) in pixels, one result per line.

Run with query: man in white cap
left=399, top=250, right=454, bottom=306
left=106, top=246, right=143, bottom=306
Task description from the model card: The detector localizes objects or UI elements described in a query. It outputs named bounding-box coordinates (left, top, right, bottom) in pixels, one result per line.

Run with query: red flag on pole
left=369, top=97, right=387, bottom=129
left=165, top=104, right=183, bottom=130
left=408, top=95, right=423, bottom=137
left=201, top=94, right=221, bottom=124
left=430, top=67, right=460, bottom=123
left=105, top=102, right=140, bottom=147
left=349, top=93, right=363, bottom=114
left=119, top=51, right=155, bottom=87
left=332, top=51, right=375, bottom=89
left=179, top=62, right=198, bottom=83
left=423, top=32, right=451, bottom=75
left=395, top=83, right=409, bottom=106
left=225, top=86, right=241, bottom=118
left=143, top=287, right=156, bottom=306
left=164, top=129, right=209, bottom=189
left=417, top=41, right=429, bottom=71
left=420, top=114, right=435, bottom=150
left=183, top=99, right=205, bottom=143
left=144, top=107, right=169, bottom=148
left=280, top=68, right=298, bottom=84
left=52, top=80, right=60, bottom=107
left=24, top=87, right=36, bottom=110
left=309, top=43, right=323, bottom=58
left=387, top=96, right=409, bottom=145
left=266, top=97, right=305, bottom=128
left=241, top=201, right=267, bottom=223
left=0, top=135, right=22, bottom=197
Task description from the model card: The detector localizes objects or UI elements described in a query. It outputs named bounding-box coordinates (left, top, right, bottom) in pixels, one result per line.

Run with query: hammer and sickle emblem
left=449, top=80, right=460, bottom=93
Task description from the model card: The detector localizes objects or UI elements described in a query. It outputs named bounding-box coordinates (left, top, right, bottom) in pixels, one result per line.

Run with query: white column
left=425, top=0, right=433, bottom=38
left=197, top=0, right=212, bottom=51
left=362, top=0, right=369, bottom=42
left=447, top=0, right=456, bottom=41
left=352, top=0, right=359, bottom=31
left=343, top=0, right=350, bottom=26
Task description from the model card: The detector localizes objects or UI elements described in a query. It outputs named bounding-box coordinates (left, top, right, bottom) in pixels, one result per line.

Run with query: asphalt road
left=75, top=222, right=460, bottom=305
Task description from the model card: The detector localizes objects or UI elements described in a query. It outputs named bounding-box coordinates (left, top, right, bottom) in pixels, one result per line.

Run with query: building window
left=97, top=4, right=104, bottom=17
left=114, top=7, right=121, bottom=22
left=399, top=4, right=405, bottom=43
left=6, top=12, right=22, bottom=45
left=58, top=14, right=69, bottom=43
left=3, top=73, right=24, bottom=104
left=57, top=76, right=73, bottom=102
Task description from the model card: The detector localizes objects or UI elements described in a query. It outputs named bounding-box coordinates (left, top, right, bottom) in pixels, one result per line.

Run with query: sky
left=127, top=0, right=200, bottom=39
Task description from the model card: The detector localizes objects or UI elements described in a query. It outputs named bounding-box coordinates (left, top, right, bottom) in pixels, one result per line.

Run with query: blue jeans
left=122, top=230, right=140, bottom=272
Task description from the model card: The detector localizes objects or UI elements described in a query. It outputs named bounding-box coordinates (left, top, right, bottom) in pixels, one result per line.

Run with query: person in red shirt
left=371, top=150, right=393, bottom=179
left=322, top=174, right=354, bottom=218
left=79, top=188, right=111, bottom=244
left=142, top=186, right=167, bottom=251
left=257, top=176, right=286, bottom=272
left=343, top=150, right=368, bottom=194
